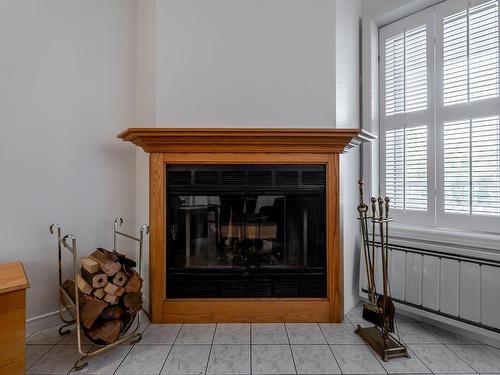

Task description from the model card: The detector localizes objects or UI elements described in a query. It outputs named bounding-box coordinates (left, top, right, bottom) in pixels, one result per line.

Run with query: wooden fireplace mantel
left=118, top=128, right=374, bottom=323
left=118, top=127, right=374, bottom=154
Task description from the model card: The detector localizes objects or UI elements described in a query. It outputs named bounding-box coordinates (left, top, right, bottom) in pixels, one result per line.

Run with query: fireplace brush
left=49, top=218, right=149, bottom=371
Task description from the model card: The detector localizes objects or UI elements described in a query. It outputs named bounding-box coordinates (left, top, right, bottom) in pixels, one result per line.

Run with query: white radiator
left=360, top=243, right=500, bottom=332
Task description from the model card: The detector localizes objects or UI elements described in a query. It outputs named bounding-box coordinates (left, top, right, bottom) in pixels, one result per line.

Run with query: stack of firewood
left=62, top=248, right=143, bottom=344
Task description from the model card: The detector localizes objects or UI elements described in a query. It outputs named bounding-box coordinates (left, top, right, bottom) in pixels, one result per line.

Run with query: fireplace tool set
left=49, top=218, right=149, bottom=371
left=355, top=180, right=409, bottom=361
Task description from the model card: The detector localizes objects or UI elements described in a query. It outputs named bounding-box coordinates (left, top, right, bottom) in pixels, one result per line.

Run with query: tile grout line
left=112, top=318, right=150, bottom=374
left=403, top=344, right=434, bottom=374
left=416, top=321, right=442, bottom=342
left=283, top=323, right=298, bottom=375
left=204, top=324, right=217, bottom=375
left=26, top=342, right=58, bottom=373
left=158, top=323, right=183, bottom=375
left=442, top=342, right=480, bottom=374
left=249, top=324, right=252, bottom=375
left=318, top=322, right=345, bottom=375
left=110, top=342, right=134, bottom=375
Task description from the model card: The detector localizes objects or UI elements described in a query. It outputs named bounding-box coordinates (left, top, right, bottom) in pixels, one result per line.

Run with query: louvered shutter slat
left=405, top=126, right=428, bottom=210
left=444, top=116, right=500, bottom=216
left=385, top=126, right=428, bottom=211
left=385, top=25, right=427, bottom=115
left=443, top=0, right=499, bottom=105
left=472, top=117, right=500, bottom=215
left=386, top=129, right=405, bottom=209
left=444, top=120, right=471, bottom=214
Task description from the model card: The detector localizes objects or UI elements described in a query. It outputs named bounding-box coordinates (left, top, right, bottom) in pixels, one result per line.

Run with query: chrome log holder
left=49, top=218, right=149, bottom=371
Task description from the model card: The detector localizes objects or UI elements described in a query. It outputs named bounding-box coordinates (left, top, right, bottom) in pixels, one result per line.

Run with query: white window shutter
left=385, top=129, right=405, bottom=209
left=405, top=25, right=428, bottom=112
left=385, top=125, right=428, bottom=212
left=444, top=120, right=471, bottom=213
left=443, top=116, right=500, bottom=216
left=405, top=125, right=428, bottom=210
left=443, top=0, right=499, bottom=105
left=384, top=25, right=428, bottom=115
left=385, top=33, right=405, bottom=116
left=472, top=116, right=500, bottom=215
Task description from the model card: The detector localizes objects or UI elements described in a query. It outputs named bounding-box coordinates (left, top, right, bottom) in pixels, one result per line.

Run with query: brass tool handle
left=378, top=197, right=384, bottom=220
left=358, top=179, right=365, bottom=204
left=370, top=197, right=377, bottom=219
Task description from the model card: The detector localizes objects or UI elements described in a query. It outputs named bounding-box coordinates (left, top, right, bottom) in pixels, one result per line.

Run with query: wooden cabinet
left=0, top=262, right=29, bottom=374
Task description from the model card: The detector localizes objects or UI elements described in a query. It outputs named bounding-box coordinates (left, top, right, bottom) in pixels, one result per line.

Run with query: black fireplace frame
left=165, top=164, right=327, bottom=298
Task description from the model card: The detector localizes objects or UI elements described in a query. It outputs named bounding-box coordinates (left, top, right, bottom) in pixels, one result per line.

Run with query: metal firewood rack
left=49, top=218, right=149, bottom=371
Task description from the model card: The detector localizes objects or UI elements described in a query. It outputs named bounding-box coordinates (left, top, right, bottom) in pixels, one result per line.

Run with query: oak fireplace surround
left=118, top=128, right=372, bottom=323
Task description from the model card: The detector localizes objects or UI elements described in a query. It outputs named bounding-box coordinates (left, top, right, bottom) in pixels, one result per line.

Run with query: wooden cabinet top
left=0, top=262, right=29, bottom=295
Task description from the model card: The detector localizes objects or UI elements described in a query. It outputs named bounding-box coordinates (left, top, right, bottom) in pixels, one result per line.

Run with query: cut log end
left=70, top=248, right=143, bottom=345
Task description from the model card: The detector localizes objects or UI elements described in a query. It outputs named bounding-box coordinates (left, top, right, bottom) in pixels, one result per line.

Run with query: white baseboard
left=26, top=310, right=62, bottom=338
left=344, top=293, right=360, bottom=316
left=395, top=303, right=500, bottom=348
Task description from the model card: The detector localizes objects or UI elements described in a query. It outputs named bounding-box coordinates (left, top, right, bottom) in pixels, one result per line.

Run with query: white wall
left=155, top=0, right=336, bottom=126
left=336, top=0, right=363, bottom=313
left=0, top=0, right=137, bottom=320
left=136, top=0, right=363, bottom=314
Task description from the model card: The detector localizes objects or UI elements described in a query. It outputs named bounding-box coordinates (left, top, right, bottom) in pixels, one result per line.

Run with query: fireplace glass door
left=166, top=165, right=326, bottom=298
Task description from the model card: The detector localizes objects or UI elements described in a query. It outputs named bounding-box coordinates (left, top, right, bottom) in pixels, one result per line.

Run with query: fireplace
left=118, top=128, right=373, bottom=323
left=166, top=165, right=326, bottom=298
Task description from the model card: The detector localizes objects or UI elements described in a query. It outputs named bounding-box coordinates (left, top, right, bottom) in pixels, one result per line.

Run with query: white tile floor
left=25, top=304, right=500, bottom=375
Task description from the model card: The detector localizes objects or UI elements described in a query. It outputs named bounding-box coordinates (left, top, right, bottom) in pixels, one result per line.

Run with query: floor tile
left=213, top=323, right=250, bottom=344
left=410, top=344, right=474, bottom=373
left=25, top=344, right=53, bottom=369
left=175, top=324, right=216, bottom=345
left=396, top=313, right=417, bottom=323
left=346, top=304, right=365, bottom=323
left=68, top=344, right=131, bottom=374
left=397, top=323, right=440, bottom=344
left=375, top=347, right=430, bottom=374
left=319, top=323, right=364, bottom=344
left=115, top=345, right=171, bottom=374
left=448, top=344, right=500, bottom=373
left=285, top=323, right=326, bottom=344
left=330, top=344, right=386, bottom=374
left=487, top=344, right=500, bottom=358
left=252, top=344, right=296, bottom=374
left=140, top=324, right=182, bottom=345
left=26, top=325, right=65, bottom=345
left=58, top=329, right=94, bottom=345
left=206, top=344, right=250, bottom=374
left=161, top=345, right=211, bottom=374
left=251, top=323, right=289, bottom=344
left=27, top=344, right=91, bottom=374
left=420, top=323, right=476, bottom=344
left=291, top=344, right=341, bottom=374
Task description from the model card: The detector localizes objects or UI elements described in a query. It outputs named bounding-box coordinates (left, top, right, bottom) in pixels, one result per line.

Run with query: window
left=380, top=0, right=500, bottom=232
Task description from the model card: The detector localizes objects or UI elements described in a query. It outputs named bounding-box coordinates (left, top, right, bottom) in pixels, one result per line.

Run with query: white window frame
left=379, top=7, right=436, bottom=226
left=435, top=0, right=500, bottom=232
left=378, top=0, right=500, bottom=233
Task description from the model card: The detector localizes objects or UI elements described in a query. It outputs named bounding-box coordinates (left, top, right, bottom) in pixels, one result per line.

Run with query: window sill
left=387, top=223, right=500, bottom=260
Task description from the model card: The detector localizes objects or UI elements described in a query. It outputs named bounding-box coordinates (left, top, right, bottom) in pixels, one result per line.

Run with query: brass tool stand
left=355, top=181, right=409, bottom=362
left=49, top=218, right=149, bottom=371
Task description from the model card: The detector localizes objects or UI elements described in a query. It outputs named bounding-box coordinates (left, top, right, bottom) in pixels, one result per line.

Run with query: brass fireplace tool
left=355, top=180, right=409, bottom=361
